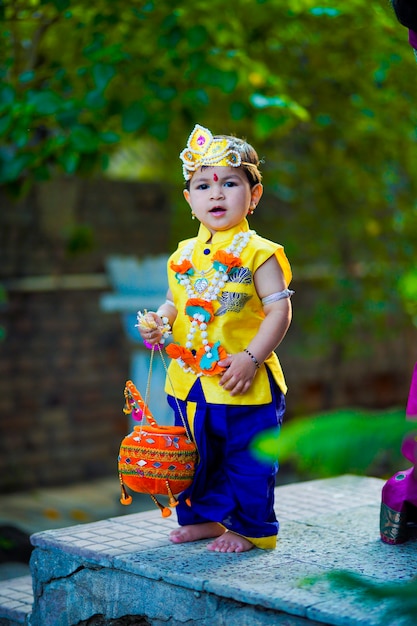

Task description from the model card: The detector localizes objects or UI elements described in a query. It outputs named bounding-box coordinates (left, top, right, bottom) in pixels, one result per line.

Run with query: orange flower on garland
left=165, top=343, right=199, bottom=372
left=212, top=250, right=242, bottom=274
left=170, top=259, right=194, bottom=275
left=185, top=298, right=214, bottom=323
left=196, top=342, right=228, bottom=376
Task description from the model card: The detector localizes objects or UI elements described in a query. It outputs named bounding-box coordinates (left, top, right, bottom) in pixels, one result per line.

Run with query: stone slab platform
left=1, top=475, right=416, bottom=625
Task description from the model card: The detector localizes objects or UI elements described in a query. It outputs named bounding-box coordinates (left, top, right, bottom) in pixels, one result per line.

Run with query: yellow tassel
left=119, top=481, right=132, bottom=506
left=149, top=494, right=172, bottom=517
left=123, top=387, right=133, bottom=415
left=166, top=481, right=178, bottom=507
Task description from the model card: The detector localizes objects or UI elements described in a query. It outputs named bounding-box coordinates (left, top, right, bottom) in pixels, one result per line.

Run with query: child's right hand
left=136, top=311, right=165, bottom=345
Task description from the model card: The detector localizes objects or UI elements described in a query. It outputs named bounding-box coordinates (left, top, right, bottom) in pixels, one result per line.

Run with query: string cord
left=141, top=345, right=195, bottom=445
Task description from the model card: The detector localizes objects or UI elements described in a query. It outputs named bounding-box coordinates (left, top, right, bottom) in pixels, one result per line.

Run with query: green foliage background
left=1, top=0, right=417, bottom=371
left=251, top=408, right=415, bottom=479
left=307, top=571, right=417, bottom=624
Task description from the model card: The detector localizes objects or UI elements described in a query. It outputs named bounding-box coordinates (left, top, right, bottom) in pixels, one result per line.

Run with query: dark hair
left=185, top=134, right=262, bottom=190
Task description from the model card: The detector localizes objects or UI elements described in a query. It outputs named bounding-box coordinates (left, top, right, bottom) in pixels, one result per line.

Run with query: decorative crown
left=180, top=124, right=242, bottom=180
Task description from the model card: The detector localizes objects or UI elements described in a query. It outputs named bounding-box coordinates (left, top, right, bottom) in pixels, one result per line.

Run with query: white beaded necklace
left=177, top=230, right=254, bottom=301
left=174, top=230, right=254, bottom=370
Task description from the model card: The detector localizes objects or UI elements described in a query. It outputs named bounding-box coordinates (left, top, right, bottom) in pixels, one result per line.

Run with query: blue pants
left=167, top=372, right=285, bottom=541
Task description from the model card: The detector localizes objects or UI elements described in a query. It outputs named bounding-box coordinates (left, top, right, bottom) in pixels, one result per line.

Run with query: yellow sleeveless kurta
left=165, top=219, right=292, bottom=404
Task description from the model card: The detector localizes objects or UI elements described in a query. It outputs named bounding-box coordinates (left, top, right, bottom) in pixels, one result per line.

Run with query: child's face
left=183, top=166, right=263, bottom=236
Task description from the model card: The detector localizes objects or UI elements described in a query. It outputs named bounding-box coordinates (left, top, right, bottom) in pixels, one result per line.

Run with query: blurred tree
left=0, top=0, right=310, bottom=194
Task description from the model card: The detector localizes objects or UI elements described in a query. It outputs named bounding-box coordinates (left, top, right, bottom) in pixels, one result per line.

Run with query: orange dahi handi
left=118, top=380, right=197, bottom=516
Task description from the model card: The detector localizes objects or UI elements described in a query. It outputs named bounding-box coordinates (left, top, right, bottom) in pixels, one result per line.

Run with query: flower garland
left=166, top=230, right=254, bottom=376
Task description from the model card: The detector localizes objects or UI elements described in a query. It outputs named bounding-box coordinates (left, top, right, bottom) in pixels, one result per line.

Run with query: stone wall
left=0, top=179, right=170, bottom=492
left=0, top=179, right=415, bottom=492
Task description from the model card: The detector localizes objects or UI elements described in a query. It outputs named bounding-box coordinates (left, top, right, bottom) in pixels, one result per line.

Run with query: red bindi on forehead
left=213, top=172, right=218, bottom=181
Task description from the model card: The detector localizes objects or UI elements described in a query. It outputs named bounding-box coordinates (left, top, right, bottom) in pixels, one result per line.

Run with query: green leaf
left=183, top=88, right=209, bottom=107
left=250, top=93, right=287, bottom=109
left=26, top=90, right=62, bottom=115
left=85, top=90, right=106, bottom=110
left=288, top=101, right=310, bottom=122
left=131, top=2, right=154, bottom=18
left=271, top=408, right=411, bottom=478
left=100, top=131, right=119, bottom=144
left=122, top=102, right=146, bottom=133
left=310, top=7, right=340, bottom=17
left=0, top=84, right=15, bottom=112
left=0, top=114, right=11, bottom=136
left=250, top=427, right=281, bottom=463
left=148, top=120, right=169, bottom=141
left=196, top=66, right=238, bottom=93
left=59, top=150, right=80, bottom=174
left=217, top=70, right=238, bottom=94
left=18, top=71, right=35, bottom=84
left=150, top=83, right=177, bottom=102
left=70, top=126, right=99, bottom=153
left=83, top=34, right=104, bottom=58
left=399, top=269, right=417, bottom=301
left=0, top=151, right=34, bottom=183
left=12, top=128, right=31, bottom=148
left=56, top=107, right=79, bottom=128
left=186, top=25, right=208, bottom=48
left=230, top=101, right=249, bottom=120
left=92, top=63, right=116, bottom=91
left=49, top=0, right=70, bottom=9
left=398, top=269, right=417, bottom=320
left=321, top=571, right=417, bottom=624
left=316, top=113, right=333, bottom=126
left=254, top=112, right=288, bottom=138
left=40, top=135, right=66, bottom=157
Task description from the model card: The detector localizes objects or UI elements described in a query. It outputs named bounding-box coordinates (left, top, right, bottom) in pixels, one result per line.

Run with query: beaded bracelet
left=244, top=348, right=261, bottom=369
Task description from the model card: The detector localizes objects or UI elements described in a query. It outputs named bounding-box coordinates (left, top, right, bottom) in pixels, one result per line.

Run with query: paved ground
left=0, top=471, right=301, bottom=581
left=0, top=476, right=154, bottom=581
left=26, top=475, right=417, bottom=625
left=1, top=475, right=417, bottom=625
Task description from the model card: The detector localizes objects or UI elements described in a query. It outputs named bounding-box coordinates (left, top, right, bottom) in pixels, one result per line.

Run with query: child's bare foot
left=169, top=522, right=224, bottom=544
left=207, top=531, right=254, bottom=553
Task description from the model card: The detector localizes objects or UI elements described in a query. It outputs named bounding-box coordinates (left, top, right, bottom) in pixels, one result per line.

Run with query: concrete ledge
left=1, top=475, right=416, bottom=625
left=0, top=576, right=32, bottom=626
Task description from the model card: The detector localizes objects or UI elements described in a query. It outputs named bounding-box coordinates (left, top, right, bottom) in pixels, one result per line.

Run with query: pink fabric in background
left=406, top=362, right=417, bottom=419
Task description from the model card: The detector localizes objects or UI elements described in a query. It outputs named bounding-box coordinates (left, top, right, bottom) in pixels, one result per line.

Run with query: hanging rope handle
left=124, top=380, right=157, bottom=428
left=158, top=346, right=191, bottom=438
left=124, top=345, right=193, bottom=443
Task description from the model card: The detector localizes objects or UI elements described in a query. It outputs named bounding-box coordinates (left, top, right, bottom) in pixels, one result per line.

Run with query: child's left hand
left=218, top=352, right=258, bottom=396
